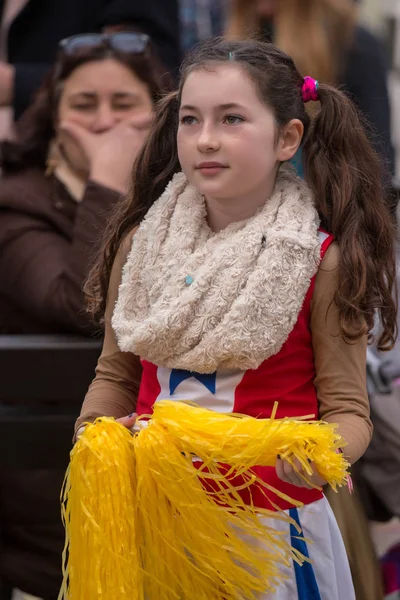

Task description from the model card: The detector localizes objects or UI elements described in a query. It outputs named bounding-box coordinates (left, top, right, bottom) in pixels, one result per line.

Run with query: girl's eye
left=180, top=115, right=198, bottom=125
left=224, top=114, right=244, bottom=125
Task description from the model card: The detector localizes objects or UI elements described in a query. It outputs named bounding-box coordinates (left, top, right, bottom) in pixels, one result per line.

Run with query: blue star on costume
left=169, top=369, right=217, bottom=395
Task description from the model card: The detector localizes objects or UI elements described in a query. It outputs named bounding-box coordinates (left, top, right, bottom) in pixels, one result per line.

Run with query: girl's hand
left=75, top=413, right=137, bottom=442
left=116, top=413, right=137, bottom=429
left=275, top=456, right=327, bottom=489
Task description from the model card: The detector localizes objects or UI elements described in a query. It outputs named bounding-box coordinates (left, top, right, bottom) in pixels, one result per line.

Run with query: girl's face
left=57, top=58, right=153, bottom=172
left=177, top=64, right=298, bottom=206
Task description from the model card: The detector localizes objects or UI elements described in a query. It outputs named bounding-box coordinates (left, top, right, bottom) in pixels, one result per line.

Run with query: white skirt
left=258, top=496, right=355, bottom=600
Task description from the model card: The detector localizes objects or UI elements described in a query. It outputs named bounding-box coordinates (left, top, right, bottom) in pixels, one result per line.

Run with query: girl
left=77, top=38, right=397, bottom=599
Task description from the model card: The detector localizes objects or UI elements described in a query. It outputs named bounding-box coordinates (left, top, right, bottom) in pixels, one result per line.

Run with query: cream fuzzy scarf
left=112, top=166, right=321, bottom=373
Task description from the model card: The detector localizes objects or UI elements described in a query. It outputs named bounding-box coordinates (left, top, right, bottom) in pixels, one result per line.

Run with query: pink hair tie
left=302, top=76, right=319, bottom=103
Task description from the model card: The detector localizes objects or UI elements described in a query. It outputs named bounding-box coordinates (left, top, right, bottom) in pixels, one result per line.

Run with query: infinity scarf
left=112, top=166, right=320, bottom=373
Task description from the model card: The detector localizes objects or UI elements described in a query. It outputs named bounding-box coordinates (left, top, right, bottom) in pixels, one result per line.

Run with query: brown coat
left=0, top=168, right=120, bottom=598
left=0, top=168, right=120, bottom=334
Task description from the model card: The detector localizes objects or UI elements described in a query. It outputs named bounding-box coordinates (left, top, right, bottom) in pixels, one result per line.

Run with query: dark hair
left=0, top=42, right=174, bottom=173
left=86, top=38, right=397, bottom=350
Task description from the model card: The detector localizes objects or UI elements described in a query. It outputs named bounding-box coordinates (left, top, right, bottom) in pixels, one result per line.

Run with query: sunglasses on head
left=59, top=32, right=150, bottom=56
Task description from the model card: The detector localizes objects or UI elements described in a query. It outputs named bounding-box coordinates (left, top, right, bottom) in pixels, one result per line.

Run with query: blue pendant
left=185, top=275, right=194, bottom=285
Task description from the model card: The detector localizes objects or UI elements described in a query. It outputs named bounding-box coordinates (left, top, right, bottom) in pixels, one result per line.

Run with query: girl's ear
left=276, top=118, right=304, bottom=162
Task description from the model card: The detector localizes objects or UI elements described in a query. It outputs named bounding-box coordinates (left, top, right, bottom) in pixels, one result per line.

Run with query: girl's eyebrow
left=180, top=102, right=246, bottom=112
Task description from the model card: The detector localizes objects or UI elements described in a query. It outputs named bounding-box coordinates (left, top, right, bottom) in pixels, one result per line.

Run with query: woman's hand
left=60, top=114, right=152, bottom=193
left=275, top=456, right=327, bottom=489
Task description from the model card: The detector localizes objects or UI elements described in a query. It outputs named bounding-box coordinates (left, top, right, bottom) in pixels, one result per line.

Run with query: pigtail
left=85, top=91, right=180, bottom=323
left=132, top=91, right=180, bottom=223
left=303, top=83, right=397, bottom=350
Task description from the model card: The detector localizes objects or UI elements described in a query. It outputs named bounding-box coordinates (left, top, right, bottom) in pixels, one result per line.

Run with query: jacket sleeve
left=75, top=229, right=141, bottom=436
left=0, top=180, right=121, bottom=332
left=311, top=242, right=372, bottom=465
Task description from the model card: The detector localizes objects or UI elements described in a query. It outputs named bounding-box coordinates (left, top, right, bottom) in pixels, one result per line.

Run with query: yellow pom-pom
left=59, top=418, right=142, bottom=600
left=59, top=402, right=350, bottom=599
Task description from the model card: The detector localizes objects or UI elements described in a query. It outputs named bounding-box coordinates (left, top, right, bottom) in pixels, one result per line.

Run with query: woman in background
left=0, top=32, right=172, bottom=599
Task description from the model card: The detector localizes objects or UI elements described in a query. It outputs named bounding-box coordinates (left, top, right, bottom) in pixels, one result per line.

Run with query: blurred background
left=0, top=1, right=399, bottom=599
left=369, top=0, right=400, bottom=183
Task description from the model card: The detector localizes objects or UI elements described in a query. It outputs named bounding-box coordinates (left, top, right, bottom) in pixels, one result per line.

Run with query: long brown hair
left=0, top=42, right=174, bottom=174
left=225, top=0, right=356, bottom=83
left=86, top=38, right=397, bottom=350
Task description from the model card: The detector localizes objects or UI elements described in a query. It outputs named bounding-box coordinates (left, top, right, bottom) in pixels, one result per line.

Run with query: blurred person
left=0, top=32, right=172, bottom=335
left=0, top=33, right=172, bottom=599
left=0, top=0, right=180, bottom=138
left=226, top=0, right=395, bottom=189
